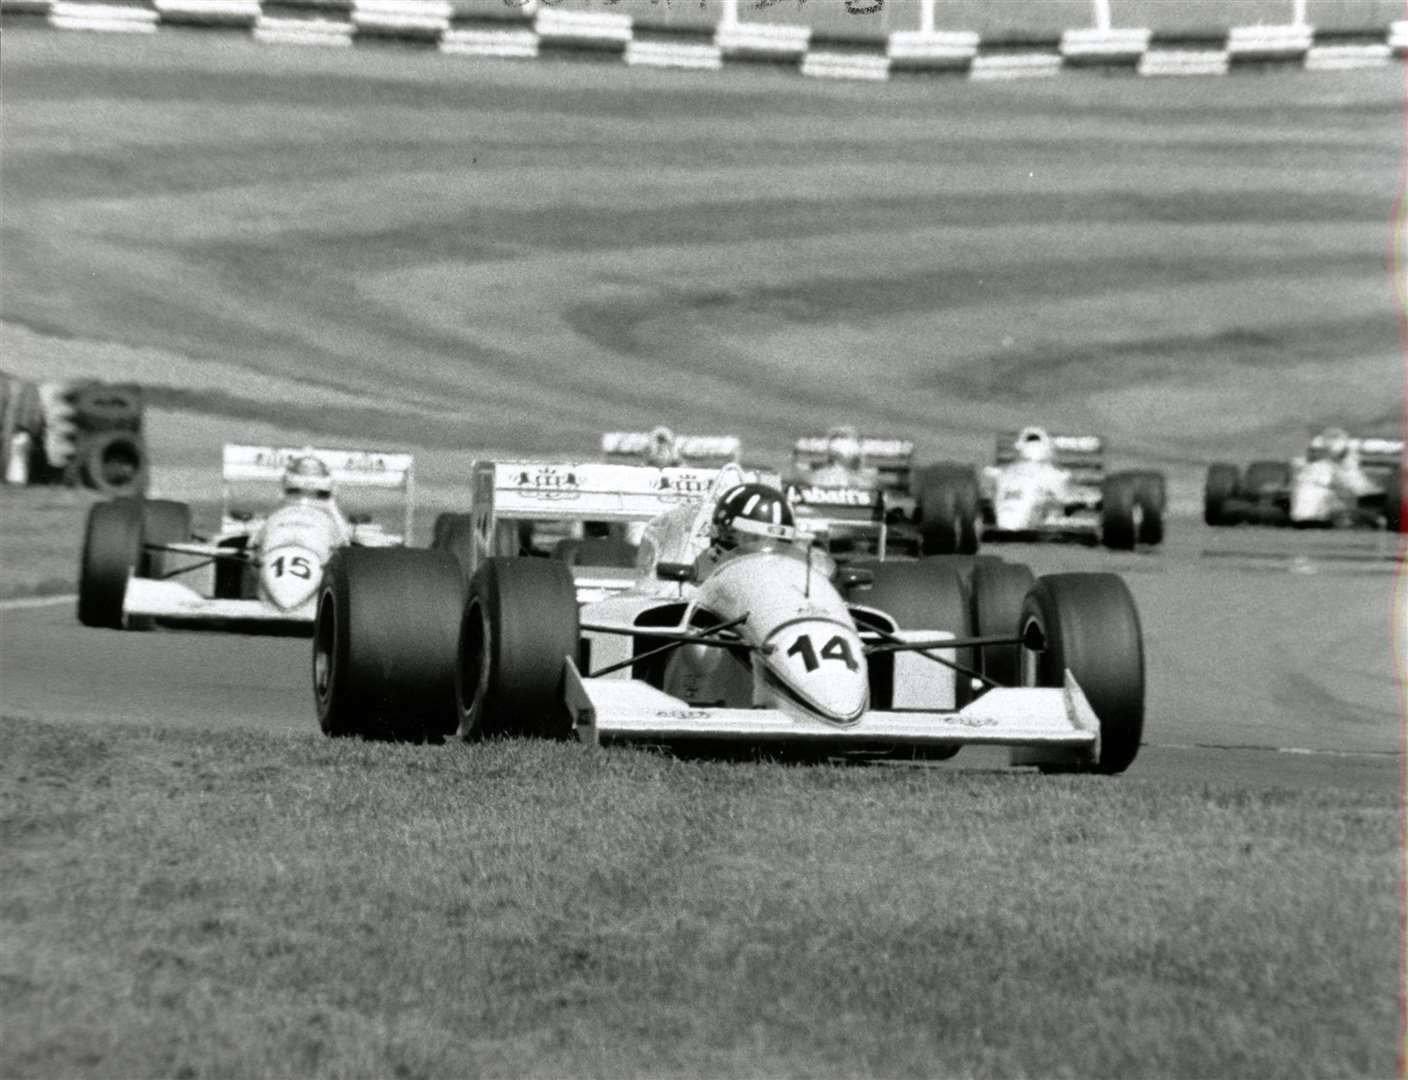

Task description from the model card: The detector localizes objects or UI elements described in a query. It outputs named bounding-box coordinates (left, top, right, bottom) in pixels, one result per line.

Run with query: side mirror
left=838, top=567, right=874, bottom=589
left=656, top=561, right=694, bottom=583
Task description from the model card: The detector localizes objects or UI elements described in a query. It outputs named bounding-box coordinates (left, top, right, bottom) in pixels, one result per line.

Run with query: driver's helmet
left=1015, top=426, right=1055, bottom=464
left=645, top=425, right=681, bottom=468
left=711, top=482, right=798, bottom=551
left=283, top=454, right=334, bottom=501
left=825, top=426, right=863, bottom=471
left=1318, top=427, right=1351, bottom=462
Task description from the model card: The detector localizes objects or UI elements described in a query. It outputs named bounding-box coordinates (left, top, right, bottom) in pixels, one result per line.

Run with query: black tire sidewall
left=969, top=561, right=1035, bottom=688
left=1021, top=573, right=1144, bottom=773
left=77, top=498, right=143, bottom=628
left=457, top=558, right=580, bottom=740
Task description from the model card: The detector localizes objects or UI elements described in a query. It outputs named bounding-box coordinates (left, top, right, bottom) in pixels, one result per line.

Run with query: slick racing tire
left=1203, top=463, right=1240, bottom=526
left=915, top=466, right=980, bottom=556
left=857, top=558, right=974, bottom=736
left=969, top=560, right=1035, bottom=690
left=1128, top=470, right=1166, bottom=513
left=77, top=498, right=144, bottom=629
left=77, top=430, right=149, bottom=497
left=1099, top=475, right=1140, bottom=551
left=1385, top=467, right=1402, bottom=532
left=1126, top=472, right=1166, bottom=546
left=456, top=557, right=580, bottom=741
left=314, top=547, right=466, bottom=741
left=1020, top=573, right=1144, bottom=774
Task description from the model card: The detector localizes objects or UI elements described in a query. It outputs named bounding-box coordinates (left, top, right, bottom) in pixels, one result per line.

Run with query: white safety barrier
left=253, top=13, right=352, bottom=45
left=886, top=30, right=977, bottom=72
left=625, top=38, right=722, bottom=71
left=1060, top=26, right=1150, bottom=65
left=352, top=0, right=448, bottom=40
left=715, top=20, right=809, bottom=62
left=534, top=6, right=629, bottom=51
left=801, top=49, right=890, bottom=81
left=50, top=2, right=157, bottom=31
left=1227, top=23, right=1313, bottom=62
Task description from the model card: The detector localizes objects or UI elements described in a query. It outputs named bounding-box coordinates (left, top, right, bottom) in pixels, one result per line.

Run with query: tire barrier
left=1, top=375, right=150, bottom=496
left=2, top=0, right=1403, bottom=83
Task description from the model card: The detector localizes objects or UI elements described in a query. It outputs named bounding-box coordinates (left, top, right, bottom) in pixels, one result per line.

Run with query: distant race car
left=979, top=429, right=1165, bottom=550
left=1204, top=433, right=1401, bottom=530
left=312, top=466, right=1147, bottom=775
left=77, top=444, right=414, bottom=630
left=600, top=429, right=741, bottom=469
left=790, top=432, right=982, bottom=556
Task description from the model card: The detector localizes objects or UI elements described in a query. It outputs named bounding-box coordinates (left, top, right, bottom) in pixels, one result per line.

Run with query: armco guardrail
left=1, top=0, right=1403, bottom=81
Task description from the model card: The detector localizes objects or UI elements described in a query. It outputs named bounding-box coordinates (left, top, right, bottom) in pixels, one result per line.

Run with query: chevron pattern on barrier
left=2, top=1, right=1404, bottom=81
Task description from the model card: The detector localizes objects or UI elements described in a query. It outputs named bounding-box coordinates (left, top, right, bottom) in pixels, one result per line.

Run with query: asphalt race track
left=3, top=524, right=1399, bottom=791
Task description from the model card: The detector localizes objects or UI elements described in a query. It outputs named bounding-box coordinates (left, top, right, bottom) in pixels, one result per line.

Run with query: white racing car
left=312, top=464, right=1146, bottom=774
left=980, top=429, right=1165, bottom=550
left=77, top=443, right=414, bottom=630
left=1204, top=432, right=1401, bottom=530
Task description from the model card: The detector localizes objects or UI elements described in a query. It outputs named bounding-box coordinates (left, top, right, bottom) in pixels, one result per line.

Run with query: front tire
left=314, top=547, right=466, bottom=740
left=77, top=498, right=143, bottom=628
left=1019, top=573, right=1144, bottom=774
left=456, top=557, right=580, bottom=740
left=1203, top=463, right=1240, bottom=526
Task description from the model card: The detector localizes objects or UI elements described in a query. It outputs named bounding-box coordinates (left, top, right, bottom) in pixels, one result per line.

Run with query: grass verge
left=1, top=717, right=1398, bottom=1079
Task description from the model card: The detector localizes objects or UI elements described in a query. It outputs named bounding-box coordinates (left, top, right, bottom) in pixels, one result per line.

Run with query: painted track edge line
left=0, top=593, right=77, bottom=611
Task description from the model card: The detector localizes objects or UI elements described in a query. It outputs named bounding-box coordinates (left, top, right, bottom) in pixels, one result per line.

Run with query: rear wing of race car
left=792, top=435, right=914, bottom=491
left=477, top=460, right=729, bottom=524
left=600, top=432, right=741, bottom=467
left=994, top=433, right=1105, bottom=486
left=221, top=444, right=415, bottom=537
left=1307, top=434, right=1403, bottom=475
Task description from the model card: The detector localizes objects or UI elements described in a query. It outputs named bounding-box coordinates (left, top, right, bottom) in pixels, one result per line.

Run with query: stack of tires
left=1, top=375, right=46, bottom=485
left=53, top=381, right=150, bottom=496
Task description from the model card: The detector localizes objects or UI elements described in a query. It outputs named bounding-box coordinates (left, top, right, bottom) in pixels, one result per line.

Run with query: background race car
left=790, top=433, right=983, bottom=557
left=1204, top=435, right=1402, bottom=530
left=980, top=432, right=1166, bottom=550
left=429, top=459, right=773, bottom=603
left=600, top=430, right=741, bottom=467
left=77, top=444, right=414, bottom=630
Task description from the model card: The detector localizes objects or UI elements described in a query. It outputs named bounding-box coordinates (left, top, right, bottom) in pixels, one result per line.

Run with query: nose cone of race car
left=762, top=618, right=868, bottom=725
left=260, top=544, right=321, bottom=612
left=994, top=475, right=1041, bottom=531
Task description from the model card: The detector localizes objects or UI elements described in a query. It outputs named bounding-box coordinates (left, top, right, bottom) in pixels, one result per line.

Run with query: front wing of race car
left=563, top=660, right=1100, bottom=761
left=122, top=576, right=316, bottom=624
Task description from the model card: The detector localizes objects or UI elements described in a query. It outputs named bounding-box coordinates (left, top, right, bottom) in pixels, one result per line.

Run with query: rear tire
left=138, top=500, right=191, bottom=578
left=1099, top=475, right=1139, bottom=551
left=855, top=557, right=974, bottom=726
left=1203, top=463, right=1240, bottom=526
left=915, top=466, right=980, bottom=556
left=314, top=547, right=466, bottom=740
left=969, top=560, right=1035, bottom=689
left=77, top=498, right=143, bottom=628
left=456, top=557, right=580, bottom=740
left=1020, top=573, right=1144, bottom=774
